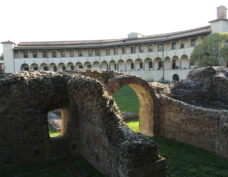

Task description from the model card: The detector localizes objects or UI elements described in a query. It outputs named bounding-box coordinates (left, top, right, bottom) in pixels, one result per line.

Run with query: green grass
left=113, top=85, right=139, bottom=113
left=48, top=125, right=61, bottom=137
left=0, top=156, right=104, bottom=177
left=125, top=119, right=228, bottom=177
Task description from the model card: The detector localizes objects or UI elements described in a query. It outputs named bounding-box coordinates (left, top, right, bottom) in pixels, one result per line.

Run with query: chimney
left=217, top=6, right=227, bottom=19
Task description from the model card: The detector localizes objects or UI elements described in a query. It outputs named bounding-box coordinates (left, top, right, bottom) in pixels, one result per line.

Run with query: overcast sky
left=0, top=0, right=227, bottom=53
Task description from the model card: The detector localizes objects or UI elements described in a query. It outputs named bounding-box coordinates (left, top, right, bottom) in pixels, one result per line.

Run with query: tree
left=191, top=33, right=228, bottom=67
left=220, top=45, right=228, bottom=66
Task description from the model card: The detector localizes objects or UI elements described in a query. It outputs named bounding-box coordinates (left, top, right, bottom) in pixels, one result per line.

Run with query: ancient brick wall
left=157, top=95, right=228, bottom=158
left=0, top=71, right=167, bottom=177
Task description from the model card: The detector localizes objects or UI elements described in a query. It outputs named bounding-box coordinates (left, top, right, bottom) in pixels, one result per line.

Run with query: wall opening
left=173, top=74, right=179, bottom=81
left=113, top=85, right=139, bottom=132
left=48, top=109, right=62, bottom=137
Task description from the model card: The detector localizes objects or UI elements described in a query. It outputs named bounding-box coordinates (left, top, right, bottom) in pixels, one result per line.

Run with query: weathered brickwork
left=152, top=67, right=228, bottom=158
left=0, top=71, right=167, bottom=177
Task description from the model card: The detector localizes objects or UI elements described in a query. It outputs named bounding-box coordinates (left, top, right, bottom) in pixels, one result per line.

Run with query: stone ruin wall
left=151, top=67, right=228, bottom=158
left=158, top=95, right=228, bottom=158
left=0, top=71, right=167, bottom=177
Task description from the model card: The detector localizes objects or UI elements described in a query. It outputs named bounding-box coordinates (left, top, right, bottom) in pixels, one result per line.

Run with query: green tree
left=191, top=33, right=228, bottom=67
left=220, top=45, right=228, bottom=66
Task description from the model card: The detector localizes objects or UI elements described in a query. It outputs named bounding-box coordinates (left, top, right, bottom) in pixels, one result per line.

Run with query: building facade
left=1, top=6, right=228, bottom=81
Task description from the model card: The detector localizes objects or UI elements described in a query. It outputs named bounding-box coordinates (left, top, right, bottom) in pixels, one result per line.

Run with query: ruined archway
left=107, top=76, right=156, bottom=137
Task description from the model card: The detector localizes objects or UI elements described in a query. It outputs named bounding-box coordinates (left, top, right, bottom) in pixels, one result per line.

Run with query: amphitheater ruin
left=0, top=67, right=228, bottom=177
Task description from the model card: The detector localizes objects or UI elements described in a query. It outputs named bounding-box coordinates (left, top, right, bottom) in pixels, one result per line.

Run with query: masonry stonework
left=0, top=71, right=167, bottom=177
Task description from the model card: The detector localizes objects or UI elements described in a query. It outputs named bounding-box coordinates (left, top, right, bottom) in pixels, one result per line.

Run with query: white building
left=1, top=6, right=228, bottom=81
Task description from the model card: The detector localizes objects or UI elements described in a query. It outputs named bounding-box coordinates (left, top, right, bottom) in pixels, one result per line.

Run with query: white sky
left=0, top=0, right=228, bottom=53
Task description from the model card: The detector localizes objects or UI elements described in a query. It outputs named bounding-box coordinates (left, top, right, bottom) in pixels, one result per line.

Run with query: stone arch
left=92, top=61, right=100, bottom=69
left=154, top=57, right=163, bottom=70
left=21, top=63, right=29, bottom=71
left=58, top=62, right=66, bottom=71
left=173, top=74, right=179, bottom=81
left=135, top=58, right=143, bottom=70
left=109, top=60, right=116, bottom=71
left=40, top=63, right=48, bottom=71
left=107, top=76, right=157, bottom=137
left=144, top=58, right=153, bottom=70
left=30, top=63, right=38, bottom=71
left=117, top=59, right=125, bottom=71
left=172, top=56, right=179, bottom=69
left=75, top=62, right=83, bottom=69
left=180, top=55, right=189, bottom=69
left=101, top=61, right=108, bottom=70
left=126, top=59, right=134, bottom=71
left=164, top=57, right=171, bottom=70
left=84, top=61, right=92, bottom=69
left=49, top=63, right=57, bottom=71
left=66, top=62, right=74, bottom=71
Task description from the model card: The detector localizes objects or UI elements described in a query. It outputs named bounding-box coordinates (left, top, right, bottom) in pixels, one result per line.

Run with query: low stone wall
left=157, top=94, right=228, bottom=158
left=0, top=71, right=167, bottom=177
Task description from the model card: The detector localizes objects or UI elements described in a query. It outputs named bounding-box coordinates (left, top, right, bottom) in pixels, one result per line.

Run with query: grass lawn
left=113, top=85, right=139, bottom=113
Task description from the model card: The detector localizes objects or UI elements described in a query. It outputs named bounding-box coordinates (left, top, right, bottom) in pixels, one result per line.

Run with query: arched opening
left=154, top=58, right=163, bottom=70
left=101, top=61, right=108, bottom=70
left=180, top=55, right=189, bottom=69
left=49, top=63, right=57, bottom=72
left=84, top=62, right=92, bottom=69
left=135, top=58, right=143, bottom=70
left=172, top=56, right=179, bottom=69
left=58, top=63, right=66, bottom=71
left=66, top=62, right=74, bottom=71
left=109, top=80, right=154, bottom=136
left=76, top=62, right=83, bottom=69
left=30, top=63, right=38, bottom=71
left=117, top=60, right=125, bottom=71
left=126, top=59, right=134, bottom=71
left=40, top=63, right=49, bottom=71
left=144, top=58, right=153, bottom=70
left=109, top=60, right=116, bottom=71
left=93, top=61, right=100, bottom=69
left=113, top=86, right=139, bottom=132
left=173, top=74, right=179, bottom=81
left=164, top=57, right=171, bottom=69
left=21, top=63, right=29, bottom=71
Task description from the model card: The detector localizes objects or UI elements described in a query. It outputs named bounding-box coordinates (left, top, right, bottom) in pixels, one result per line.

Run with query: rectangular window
left=180, top=44, right=184, bottom=49
left=61, top=51, right=65, bottom=57
left=106, top=48, right=110, bottom=55
left=139, top=45, right=144, bottom=53
left=88, top=50, right=93, bottom=56
left=95, top=49, right=101, bottom=56
left=87, top=65, right=91, bottom=69
left=122, top=47, right=126, bottom=54
left=44, top=66, right=48, bottom=71
left=52, top=51, right=57, bottom=58
left=62, top=66, right=66, bottom=71
left=23, top=51, right=28, bottom=58
left=114, top=48, right=118, bottom=55
left=148, top=45, right=153, bottom=52
left=78, top=50, right=83, bottom=57
left=149, top=61, right=153, bottom=68
left=70, top=50, right=74, bottom=57
left=32, top=52, right=37, bottom=58
left=131, top=46, right=136, bottom=53
left=131, top=63, right=134, bottom=69
left=79, top=65, right=83, bottom=69
left=172, top=42, right=176, bottom=50
left=43, top=51, right=48, bottom=58
left=158, top=44, right=163, bottom=51
left=191, top=39, right=196, bottom=47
